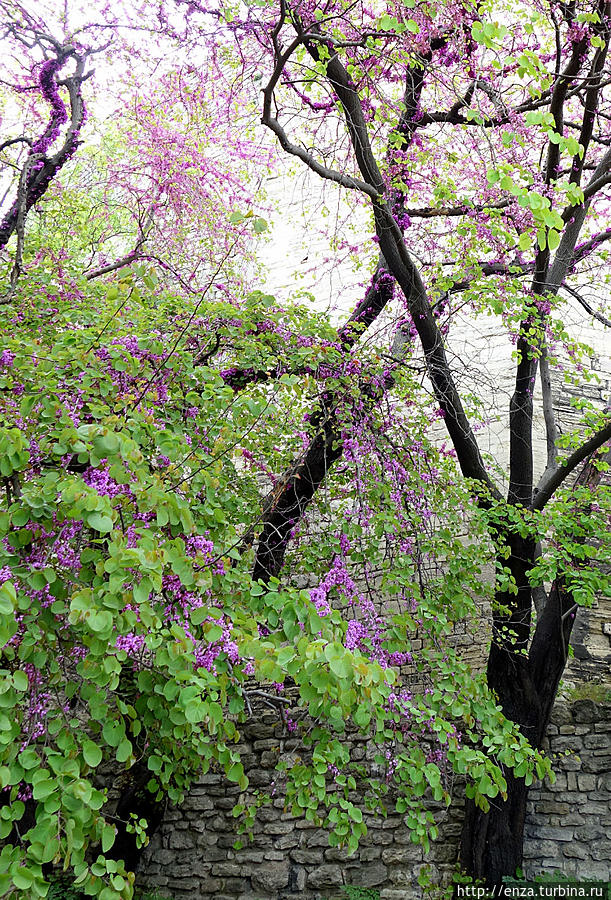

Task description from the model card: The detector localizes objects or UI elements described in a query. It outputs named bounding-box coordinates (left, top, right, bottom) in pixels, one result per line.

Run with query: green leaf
left=0, top=582, right=16, bottom=615
left=116, top=739, right=132, bottom=763
left=102, top=824, right=116, bottom=853
left=87, top=513, right=114, bottom=533
left=12, top=671, right=28, bottom=692
left=82, top=741, right=103, bottom=768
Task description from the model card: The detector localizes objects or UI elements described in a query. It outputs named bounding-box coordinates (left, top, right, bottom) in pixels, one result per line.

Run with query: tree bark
left=460, top=446, right=609, bottom=885
left=460, top=770, right=531, bottom=887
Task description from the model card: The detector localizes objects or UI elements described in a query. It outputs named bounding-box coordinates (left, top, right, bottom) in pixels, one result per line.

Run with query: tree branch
left=0, top=49, right=89, bottom=255
left=405, top=200, right=510, bottom=219
left=539, top=340, right=557, bottom=473
left=561, top=282, right=611, bottom=328
left=532, top=418, right=611, bottom=511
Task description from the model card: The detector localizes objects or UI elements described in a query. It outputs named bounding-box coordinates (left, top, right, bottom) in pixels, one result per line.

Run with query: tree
left=0, top=0, right=609, bottom=897
left=198, top=0, right=611, bottom=885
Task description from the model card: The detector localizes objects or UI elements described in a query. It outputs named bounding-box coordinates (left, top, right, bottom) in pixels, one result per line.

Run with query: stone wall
left=523, top=699, right=611, bottom=884
left=139, top=699, right=611, bottom=900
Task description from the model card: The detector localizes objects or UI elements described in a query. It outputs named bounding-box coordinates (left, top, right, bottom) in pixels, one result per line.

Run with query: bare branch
left=561, top=282, right=611, bottom=328
left=539, top=340, right=557, bottom=473
left=85, top=207, right=155, bottom=281
left=405, top=200, right=510, bottom=219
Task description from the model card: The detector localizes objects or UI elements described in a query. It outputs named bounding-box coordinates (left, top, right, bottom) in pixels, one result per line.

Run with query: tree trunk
left=459, top=532, right=543, bottom=886
left=459, top=641, right=542, bottom=886
left=460, top=770, right=530, bottom=886
left=460, top=447, right=609, bottom=885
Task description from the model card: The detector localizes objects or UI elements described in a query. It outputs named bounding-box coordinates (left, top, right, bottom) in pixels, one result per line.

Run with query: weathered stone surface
left=210, top=863, right=242, bottom=877
left=585, top=733, right=609, bottom=749
left=251, top=862, right=290, bottom=892
left=307, top=864, right=343, bottom=888
left=532, top=826, right=574, bottom=842
left=523, top=840, right=562, bottom=859
left=289, top=849, right=323, bottom=865
left=562, top=843, right=588, bottom=859
left=573, top=700, right=597, bottom=723
left=382, top=846, right=421, bottom=865
left=353, top=862, right=388, bottom=887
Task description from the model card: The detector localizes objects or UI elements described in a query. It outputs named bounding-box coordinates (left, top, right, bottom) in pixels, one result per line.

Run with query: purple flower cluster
left=32, top=58, right=69, bottom=156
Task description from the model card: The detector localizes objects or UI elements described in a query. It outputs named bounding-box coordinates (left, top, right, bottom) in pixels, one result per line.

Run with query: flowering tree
left=0, top=0, right=609, bottom=897
left=187, top=0, right=611, bottom=885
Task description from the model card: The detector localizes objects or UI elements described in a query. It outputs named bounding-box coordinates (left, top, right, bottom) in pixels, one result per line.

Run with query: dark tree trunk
left=458, top=513, right=593, bottom=885
left=459, top=529, right=544, bottom=885
left=460, top=770, right=530, bottom=887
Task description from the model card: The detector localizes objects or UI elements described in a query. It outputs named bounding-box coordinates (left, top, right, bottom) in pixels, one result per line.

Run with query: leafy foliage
left=0, top=247, right=547, bottom=897
left=0, top=0, right=610, bottom=895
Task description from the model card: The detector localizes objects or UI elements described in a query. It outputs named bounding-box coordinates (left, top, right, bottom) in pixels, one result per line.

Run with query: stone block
left=550, top=704, right=573, bottom=726
left=249, top=770, right=272, bottom=786
left=307, top=864, right=343, bottom=888
left=577, top=773, right=597, bottom=791
left=576, top=863, right=611, bottom=881
left=574, top=824, right=607, bottom=840
left=366, top=829, right=389, bottom=845
left=581, top=756, right=611, bottom=774
left=289, top=864, right=307, bottom=892
left=306, top=829, right=331, bottom=848
left=224, top=877, right=251, bottom=892
left=238, top=894, right=273, bottom=900
left=217, top=834, right=238, bottom=849
left=274, top=833, right=300, bottom=850
left=196, top=773, right=223, bottom=785
left=198, top=847, right=227, bottom=862
left=324, top=847, right=355, bottom=863
left=382, top=846, right=421, bottom=865
left=350, top=861, right=388, bottom=887
left=263, top=821, right=295, bottom=835
left=563, top=843, right=588, bottom=859
left=211, top=863, right=243, bottom=877
left=381, top=891, right=415, bottom=900
left=149, top=848, right=176, bottom=866
left=523, top=840, right=560, bottom=859
left=580, top=801, right=609, bottom=815
left=388, top=867, right=416, bottom=886
left=169, top=831, right=195, bottom=850
left=567, top=772, right=578, bottom=790
left=573, top=700, right=597, bottom=723
left=585, top=734, right=609, bottom=749
left=531, top=826, right=574, bottom=842
left=591, top=840, right=611, bottom=861
left=215, top=796, right=240, bottom=810
left=264, top=850, right=286, bottom=861
left=563, top=813, right=586, bottom=826
left=251, top=862, right=290, bottom=892
left=236, top=850, right=265, bottom=864
left=290, top=849, right=324, bottom=865
left=554, top=736, right=583, bottom=751
left=535, top=801, right=570, bottom=815
left=359, top=847, right=382, bottom=861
